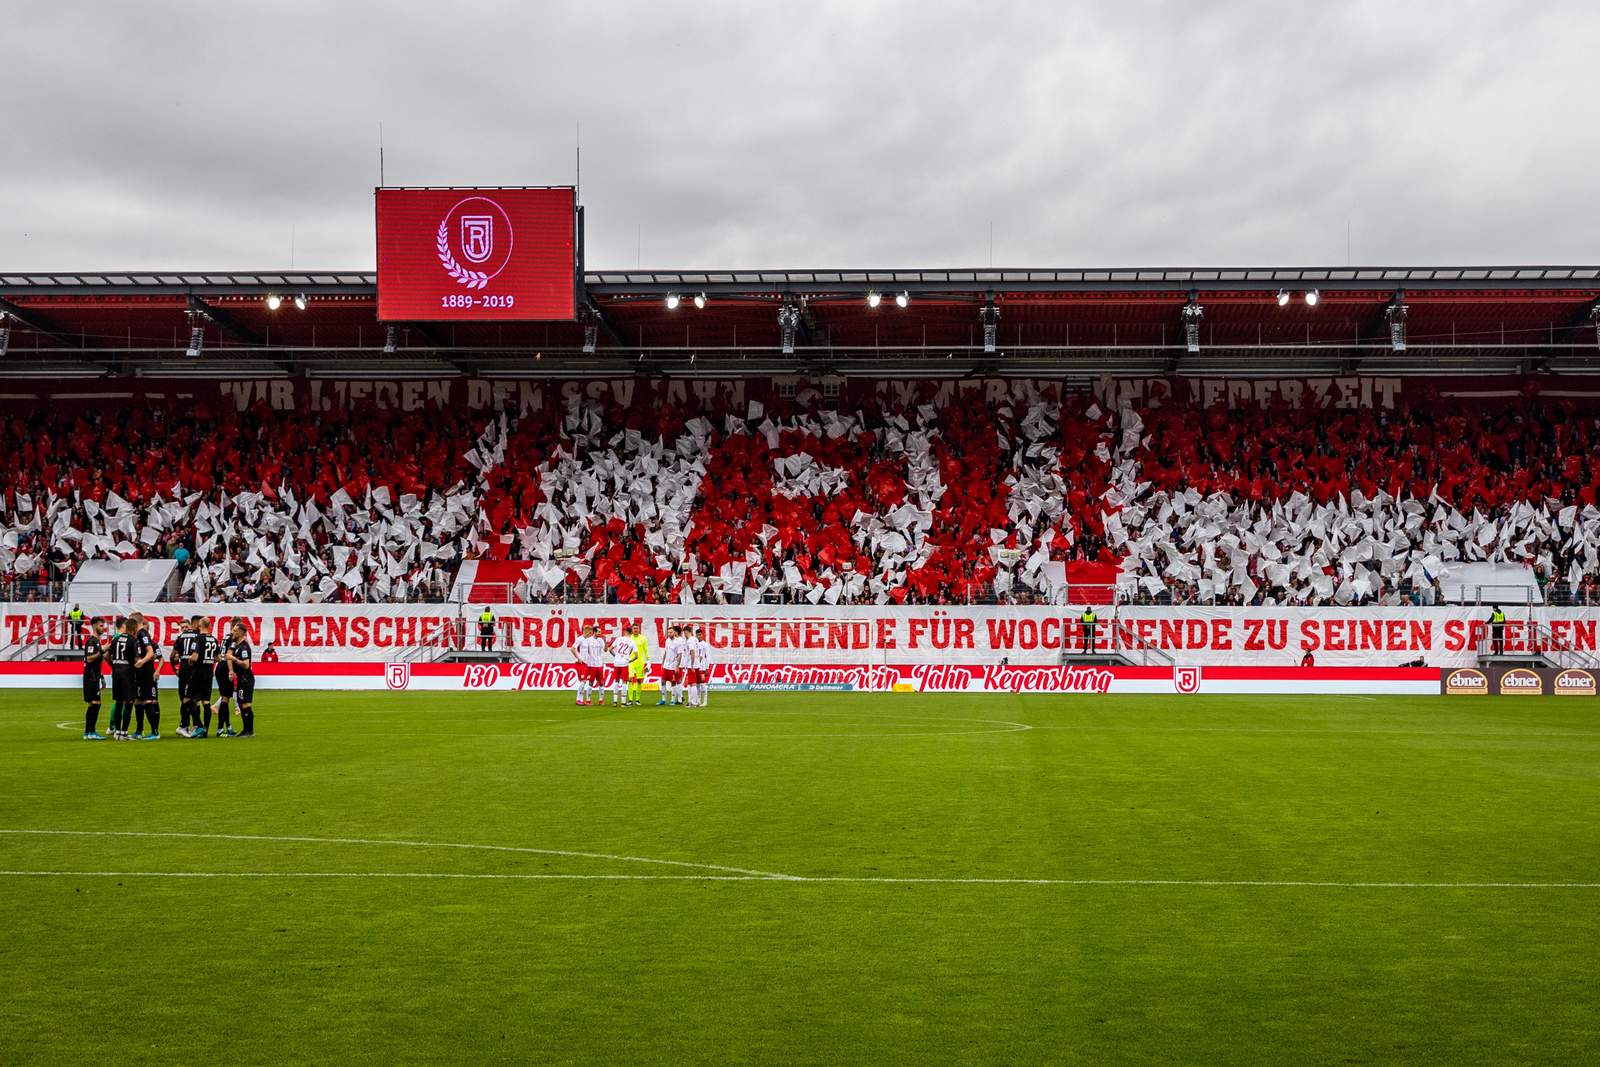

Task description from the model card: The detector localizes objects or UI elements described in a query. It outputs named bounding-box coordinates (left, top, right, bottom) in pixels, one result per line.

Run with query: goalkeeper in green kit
left=628, top=624, right=650, bottom=707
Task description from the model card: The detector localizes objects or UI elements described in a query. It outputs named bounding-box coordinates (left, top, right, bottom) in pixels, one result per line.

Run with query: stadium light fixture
left=777, top=301, right=801, bottom=355
left=665, top=293, right=680, bottom=310
left=1275, top=289, right=1290, bottom=307
left=980, top=300, right=1000, bottom=355
left=867, top=291, right=882, bottom=309
left=1182, top=293, right=1204, bottom=354
left=1385, top=290, right=1408, bottom=353
left=693, top=292, right=706, bottom=310
left=184, top=315, right=204, bottom=359
left=265, top=294, right=282, bottom=311
left=293, top=293, right=308, bottom=311
left=895, top=292, right=910, bottom=309
left=1304, top=289, right=1320, bottom=307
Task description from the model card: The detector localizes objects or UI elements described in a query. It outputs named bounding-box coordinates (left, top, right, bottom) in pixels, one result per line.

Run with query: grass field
left=2, top=687, right=1598, bottom=1065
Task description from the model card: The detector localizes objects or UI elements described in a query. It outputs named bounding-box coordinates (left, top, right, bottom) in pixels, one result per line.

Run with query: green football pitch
left=2, top=689, right=1597, bottom=1065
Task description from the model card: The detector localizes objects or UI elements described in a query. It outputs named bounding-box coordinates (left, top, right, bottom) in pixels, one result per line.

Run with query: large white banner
left=6, top=603, right=1596, bottom=669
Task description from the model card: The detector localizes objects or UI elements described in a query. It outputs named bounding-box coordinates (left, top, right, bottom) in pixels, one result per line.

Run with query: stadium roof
left=2, top=265, right=1598, bottom=379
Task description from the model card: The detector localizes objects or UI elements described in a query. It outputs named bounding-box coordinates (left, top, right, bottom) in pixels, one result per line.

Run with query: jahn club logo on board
left=436, top=196, right=514, bottom=290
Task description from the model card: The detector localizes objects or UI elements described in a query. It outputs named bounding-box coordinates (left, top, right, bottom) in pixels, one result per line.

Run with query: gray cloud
left=3, top=0, right=1597, bottom=271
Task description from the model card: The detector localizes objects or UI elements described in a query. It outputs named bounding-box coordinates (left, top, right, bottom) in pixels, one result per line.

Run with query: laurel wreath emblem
left=437, top=219, right=489, bottom=289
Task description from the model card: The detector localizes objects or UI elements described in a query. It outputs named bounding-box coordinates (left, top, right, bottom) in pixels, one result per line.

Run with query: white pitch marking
left=1023, top=724, right=1599, bottom=738
left=0, top=828, right=800, bottom=881
left=549, top=728, right=1028, bottom=740
left=0, top=870, right=1594, bottom=889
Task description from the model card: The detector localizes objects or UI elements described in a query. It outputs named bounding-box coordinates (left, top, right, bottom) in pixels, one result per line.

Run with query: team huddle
left=78, top=613, right=257, bottom=740
left=569, top=623, right=712, bottom=708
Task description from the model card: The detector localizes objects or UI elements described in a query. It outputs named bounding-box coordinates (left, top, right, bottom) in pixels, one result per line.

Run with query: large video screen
left=375, top=186, right=576, bottom=322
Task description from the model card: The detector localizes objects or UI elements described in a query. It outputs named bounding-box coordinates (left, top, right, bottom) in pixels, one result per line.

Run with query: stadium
left=5, top=8, right=1600, bottom=1065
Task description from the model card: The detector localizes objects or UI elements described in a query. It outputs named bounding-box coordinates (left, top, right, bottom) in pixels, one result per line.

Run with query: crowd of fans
left=2, top=383, right=1598, bottom=607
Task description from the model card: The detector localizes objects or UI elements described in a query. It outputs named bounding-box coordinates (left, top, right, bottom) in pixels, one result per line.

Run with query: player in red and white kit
left=572, top=624, right=605, bottom=705
left=607, top=630, right=635, bottom=706
left=687, top=625, right=711, bottom=708
left=657, top=625, right=683, bottom=707
left=675, top=626, right=695, bottom=706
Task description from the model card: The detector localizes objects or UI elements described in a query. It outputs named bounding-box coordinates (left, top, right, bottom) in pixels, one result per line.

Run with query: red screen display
left=375, top=187, right=576, bottom=322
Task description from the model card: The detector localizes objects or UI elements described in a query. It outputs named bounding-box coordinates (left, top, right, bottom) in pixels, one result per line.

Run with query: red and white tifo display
left=374, top=186, right=575, bottom=322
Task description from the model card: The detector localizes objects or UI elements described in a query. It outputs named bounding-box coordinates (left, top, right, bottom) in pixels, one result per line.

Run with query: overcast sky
left=4, top=1, right=1598, bottom=272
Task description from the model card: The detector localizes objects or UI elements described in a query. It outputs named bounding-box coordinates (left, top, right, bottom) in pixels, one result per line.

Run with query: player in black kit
left=172, top=618, right=202, bottom=737
left=190, top=618, right=219, bottom=738
left=81, top=617, right=108, bottom=739
left=131, top=613, right=160, bottom=740
left=213, top=627, right=237, bottom=737
left=228, top=622, right=256, bottom=738
left=108, top=617, right=136, bottom=740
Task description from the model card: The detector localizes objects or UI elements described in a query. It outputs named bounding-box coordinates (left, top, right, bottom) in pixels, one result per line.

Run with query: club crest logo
left=436, top=196, right=514, bottom=289
left=385, top=662, right=411, bottom=691
left=1174, top=665, right=1202, bottom=694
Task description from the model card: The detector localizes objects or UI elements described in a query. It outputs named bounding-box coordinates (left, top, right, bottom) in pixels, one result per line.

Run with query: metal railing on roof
left=4, top=265, right=1598, bottom=299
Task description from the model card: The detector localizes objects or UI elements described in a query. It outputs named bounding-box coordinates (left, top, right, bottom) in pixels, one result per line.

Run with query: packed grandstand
left=3, top=377, right=1599, bottom=609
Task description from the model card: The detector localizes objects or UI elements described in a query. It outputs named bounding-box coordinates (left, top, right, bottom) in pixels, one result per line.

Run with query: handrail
left=1528, top=621, right=1600, bottom=671
left=1110, top=618, right=1175, bottom=668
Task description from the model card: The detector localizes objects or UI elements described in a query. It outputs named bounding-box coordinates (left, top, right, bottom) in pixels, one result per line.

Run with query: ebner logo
left=1553, top=669, right=1596, bottom=696
left=1444, top=668, right=1488, bottom=695
left=437, top=196, right=514, bottom=290
left=1499, top=668, right=1543, bottom=695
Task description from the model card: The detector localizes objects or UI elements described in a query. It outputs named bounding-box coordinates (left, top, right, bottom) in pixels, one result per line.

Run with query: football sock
left=147, top=706, right=159, bottom=734
left=135, top=705, right=146, bottom=734
left=239, top=706, right=254, bottom=734
left=85, top=702, right=100, bottom=734
left=202, top=703, right=213, bottom=731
